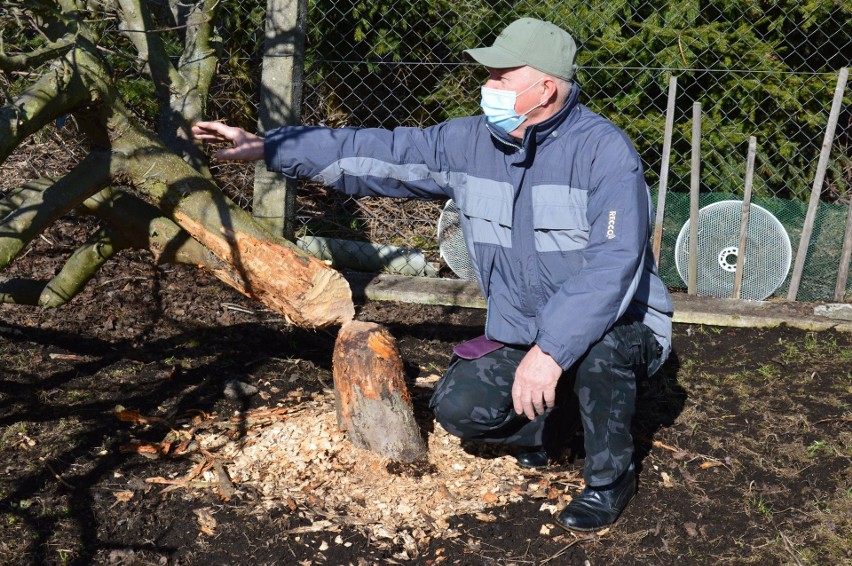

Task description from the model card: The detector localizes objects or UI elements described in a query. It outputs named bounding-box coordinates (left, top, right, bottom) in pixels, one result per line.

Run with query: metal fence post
left=253, top=0, right=307, bottom=240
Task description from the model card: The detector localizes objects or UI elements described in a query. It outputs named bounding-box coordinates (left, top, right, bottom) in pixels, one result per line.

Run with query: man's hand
left=191, top=121, right=265, bottom=161
left=512, top=345, right=562, bottom=420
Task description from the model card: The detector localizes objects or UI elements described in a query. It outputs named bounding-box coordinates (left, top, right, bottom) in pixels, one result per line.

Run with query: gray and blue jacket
left=264, top=84, right=673, bottom=370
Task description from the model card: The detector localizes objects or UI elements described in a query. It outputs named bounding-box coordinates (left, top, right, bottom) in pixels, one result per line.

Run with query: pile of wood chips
left=187, top=381, right=583, bottom=556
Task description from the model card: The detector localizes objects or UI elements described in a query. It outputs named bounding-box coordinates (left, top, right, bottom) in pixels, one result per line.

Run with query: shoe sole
left=554, top=519, right=614, bottom=533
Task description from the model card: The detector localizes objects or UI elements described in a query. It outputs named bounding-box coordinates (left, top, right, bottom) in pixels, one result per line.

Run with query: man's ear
left=542, top=77, right=559, bottom=105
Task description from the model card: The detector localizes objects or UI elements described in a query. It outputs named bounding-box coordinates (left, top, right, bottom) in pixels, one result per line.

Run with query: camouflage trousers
left=430, top=319, right=664, bottom=487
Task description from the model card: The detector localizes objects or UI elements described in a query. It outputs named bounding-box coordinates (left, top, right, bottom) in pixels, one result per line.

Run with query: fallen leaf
left=700, top=461, right=723, bottom=469
left=683, top=522, right=699, bottom=538
left=113, top=490, right=134, bottom=503
left=16, top=434, right=37, bottom=449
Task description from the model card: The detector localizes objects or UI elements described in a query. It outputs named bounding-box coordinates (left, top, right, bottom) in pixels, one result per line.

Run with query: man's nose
left=484, top=79, right=502, bottom=89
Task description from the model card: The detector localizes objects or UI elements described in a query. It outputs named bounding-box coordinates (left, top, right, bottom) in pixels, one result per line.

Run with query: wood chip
left=153, top=394, right=583, bottom=545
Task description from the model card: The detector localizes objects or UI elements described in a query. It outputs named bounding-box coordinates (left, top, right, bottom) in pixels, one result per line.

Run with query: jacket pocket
left=457, top=188, right=513, bottom=249
left=532, top=185, right=590, bottom=252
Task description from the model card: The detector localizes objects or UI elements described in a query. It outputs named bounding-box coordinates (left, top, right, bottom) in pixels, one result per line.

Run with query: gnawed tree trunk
left=332, top=320, right=427, bottom=462
left=1, top=0, right=418, bottom=460
left=0, top=0, right=355, bottom=327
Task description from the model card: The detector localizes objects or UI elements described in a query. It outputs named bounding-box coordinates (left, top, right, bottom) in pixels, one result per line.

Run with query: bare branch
left=177, top=0, right=219, bottom=122
left=0, top=178, right=50, bottom=218
left=79, top=187, right=257, bottom=294
left=0, top=150, right=113, bottom=269
left=3, top=0, right=78, bottom=44
left=1, top=184, right=251, bottom=306
left=0, top=36, right=75, bottom=72
left=170, top=0, right=221, bottom=173
left=115, top=0, right=185, bottom=111
left=0, top=224, right=125, bottom=307
left=81, top=186, right=226, bottom=265
left=38, top=225, right=126, bottom=307
left=108, top=128, right=354, bottom=327
left=0, top=55, right=91, bottom=163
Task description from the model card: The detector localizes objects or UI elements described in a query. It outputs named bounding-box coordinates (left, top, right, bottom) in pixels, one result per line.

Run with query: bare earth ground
left=0, top=217, right=850, bottom=566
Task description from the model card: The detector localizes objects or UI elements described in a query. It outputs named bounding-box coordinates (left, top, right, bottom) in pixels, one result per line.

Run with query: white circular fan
left=675, top=200, right=791, bottom=300
left=437, top=199, right=476, bottom=280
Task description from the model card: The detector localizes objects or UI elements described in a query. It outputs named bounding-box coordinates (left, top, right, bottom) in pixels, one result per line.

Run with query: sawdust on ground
left=173, top=376, right=585, bottom=559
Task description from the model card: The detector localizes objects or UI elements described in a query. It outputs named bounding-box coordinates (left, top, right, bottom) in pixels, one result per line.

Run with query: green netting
left=655, top=191, right=851, bottom=301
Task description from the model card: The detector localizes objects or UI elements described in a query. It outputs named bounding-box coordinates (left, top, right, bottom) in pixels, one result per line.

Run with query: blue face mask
left=480, top=78, right=545, bottom=134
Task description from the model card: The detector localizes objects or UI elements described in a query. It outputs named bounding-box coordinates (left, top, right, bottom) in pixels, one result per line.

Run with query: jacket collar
left=487, top=83, right=582, bottom=151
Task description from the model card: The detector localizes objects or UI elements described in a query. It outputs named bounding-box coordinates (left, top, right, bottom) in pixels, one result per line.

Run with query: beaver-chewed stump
left=332, top=320, right=426, bottom=462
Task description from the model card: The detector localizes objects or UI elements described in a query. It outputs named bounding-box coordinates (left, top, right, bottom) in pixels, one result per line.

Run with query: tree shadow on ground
left=0, top=318, right=335, bottom=565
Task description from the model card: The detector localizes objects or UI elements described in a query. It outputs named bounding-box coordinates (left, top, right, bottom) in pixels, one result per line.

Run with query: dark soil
left=1, top=217, right=850, bottom=566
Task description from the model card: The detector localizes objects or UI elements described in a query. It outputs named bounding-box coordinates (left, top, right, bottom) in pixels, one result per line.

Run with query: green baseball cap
left=464, top=18, right=579, bottom=81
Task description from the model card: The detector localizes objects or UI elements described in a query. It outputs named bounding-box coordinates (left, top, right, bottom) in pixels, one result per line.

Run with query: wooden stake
left=653, top=74, right=678, bottom=264
left=787, top=67, right=849, bottom=301
left=733, top=136, right=757, bottom=300
left=834, top=200, right=852, bottom=302
left=688, top=102, right=702, bottom=295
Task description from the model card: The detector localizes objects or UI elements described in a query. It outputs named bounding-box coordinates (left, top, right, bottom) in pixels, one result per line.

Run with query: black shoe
left=515, top=449, right=550, bottom=469
left=556, top=463, right=636, bottom=532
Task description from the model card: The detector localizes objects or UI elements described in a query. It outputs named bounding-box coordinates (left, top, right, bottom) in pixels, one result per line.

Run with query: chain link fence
left=3, top=1, right=850, bottom=301
left=211, top=0, right=850, bottom=301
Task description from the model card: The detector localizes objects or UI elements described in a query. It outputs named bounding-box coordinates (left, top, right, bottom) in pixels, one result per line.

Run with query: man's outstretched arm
left=191, top=121, right=264, bottom=161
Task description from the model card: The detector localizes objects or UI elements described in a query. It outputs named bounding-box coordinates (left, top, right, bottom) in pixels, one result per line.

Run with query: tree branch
left=171, top=0, right=220, bottom=172
left=81, top=186, right=228, bottom=266
left=1, top=185, right=254, bottom=306
left=38, top=225, right=127, bottom=307
left=108, top=128, right=354, bottom=327
left=0, top=223, right=127, bottom=307
left=0, top=36, right=75, bottom=72
left=0, top=150, right=113, bottom=269
left=79, top=187, right=260, bottom=297
left=177, top=0, right=218, bottom=122
left=116, top=0, right=179, bottom=89
left=115, top=0, right=190, bottom=154
left=0, top=53, right=91, bottom=163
